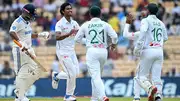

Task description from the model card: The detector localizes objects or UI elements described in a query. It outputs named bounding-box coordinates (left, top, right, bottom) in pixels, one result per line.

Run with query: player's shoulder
left=158, top=19, right=165, bottom=26
left=81, top=21, right=90, bottom=28
left=12, top=16, right=24, bottom=25
left=141, top=18, right=148, bottom=23
left=56, top=18, right=64, bottom=25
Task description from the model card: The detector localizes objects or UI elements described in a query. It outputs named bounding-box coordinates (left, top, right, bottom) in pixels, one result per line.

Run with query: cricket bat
left=13, top=40, right=47, bottom=72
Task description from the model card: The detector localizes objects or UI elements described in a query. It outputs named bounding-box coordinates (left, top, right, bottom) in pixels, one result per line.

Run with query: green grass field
left=0, top=97, right=179, bottom=101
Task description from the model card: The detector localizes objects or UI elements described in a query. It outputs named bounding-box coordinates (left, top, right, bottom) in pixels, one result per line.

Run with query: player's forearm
left=56, top=32, right=71, bottom=40
left=123, top=24, right=131, bottom=38
left=10, top=32, right=19, bottom=41
left=123, top=24, right=139, bottom=40
left=31, top=34, right=38, bottom=38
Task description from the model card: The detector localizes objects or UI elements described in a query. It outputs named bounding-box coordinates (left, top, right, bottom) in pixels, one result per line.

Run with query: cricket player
left=133, top=3, right=168, bottom=101
left=75, top=6, right=118, bottom=101
left=52, top=2, right=79, bottom=101
left=123, top=11, right=149, bottom=101
left=9, top=4, right=50, bottom=101
left=123, top=14, right=141, bottom=101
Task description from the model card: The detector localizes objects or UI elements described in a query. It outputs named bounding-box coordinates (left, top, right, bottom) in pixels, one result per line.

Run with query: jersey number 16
left=151, top=28, right=162, bottom=42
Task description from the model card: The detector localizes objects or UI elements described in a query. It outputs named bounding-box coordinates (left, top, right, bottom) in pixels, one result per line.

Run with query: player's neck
left=21, top=15, right=29, bottom=21
left=64, top=16, right=71, bottom=22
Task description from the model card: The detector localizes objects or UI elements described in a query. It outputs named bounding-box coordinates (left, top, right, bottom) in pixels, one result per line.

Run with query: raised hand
left=126, top=13, right=134, bottom=24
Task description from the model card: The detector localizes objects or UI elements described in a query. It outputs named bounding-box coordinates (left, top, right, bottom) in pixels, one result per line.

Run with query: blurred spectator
left=1, top=61, right=15, bottom=79
left=156, top=3, right=165, bottom=21
left=172, top=13, right=180, bottom=25
left=1, top=11, right=14, bottom=32
left=12, top=0, right=24, bottom=10
left=102, top=56, right=114, bottom=77
left=0, top=63, right=3, bottom=77
left=136, top=0, right=148, bottom=12
left=163, top=13, right=173, bottom=26
left=51, top=55, right=61, bottom=73
left=133, top=15, right=141, bottom=31
left=172, top=2, right=180, bottom=15
left=77, top=55, right=88, bottom=77
left=117, top=35, right=129, bottom=58
left=32, top=38, right=40, bottom=46
left=33, top=0, right=44, bottom=8
left=108, top=12, right=120, bottom=33
left=43, top=0, right=57, bottom=12
left=168, top=67, right=180, bottom=77
left=0, top=37, right=12, bottom=52
left=163, top=49, right=169, bottom=60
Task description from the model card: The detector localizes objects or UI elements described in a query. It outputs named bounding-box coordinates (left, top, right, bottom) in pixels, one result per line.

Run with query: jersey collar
left=90, top=17, right=101, bottom=21
left=19, top=16, right=29, bottom=24
left=62, top=16, right=73, bottom=24
left=148, top=15, right=157, bottom=19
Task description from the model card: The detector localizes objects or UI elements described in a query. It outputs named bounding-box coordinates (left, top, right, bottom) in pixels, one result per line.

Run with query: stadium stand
left=0, top=0, right=180, bottom=78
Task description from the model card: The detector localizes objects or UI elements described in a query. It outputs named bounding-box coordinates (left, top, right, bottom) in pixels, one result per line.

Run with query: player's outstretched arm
left=31, top=32, right=50, bottom=39
left=123, top=13, right=140, bottom=40
left=123, top=24, right=140, bottom=40
left=74, top=24, right=85, bottom=43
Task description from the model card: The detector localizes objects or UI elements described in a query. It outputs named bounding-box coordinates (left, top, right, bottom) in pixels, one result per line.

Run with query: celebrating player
left=75, top=6, right=118, bottom=101
left=123, top=13, right=140, bottom=101
left=9, top=4, right=50, bottom=101
left=123, top=12, right=148, bottom=101
left=52, top=2, right=79, bottom=101
left=133, top=3, right=168, bottom=101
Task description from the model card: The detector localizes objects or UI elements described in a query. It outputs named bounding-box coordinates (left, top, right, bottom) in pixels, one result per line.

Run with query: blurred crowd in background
left=0, top=0, right=180, bottom=79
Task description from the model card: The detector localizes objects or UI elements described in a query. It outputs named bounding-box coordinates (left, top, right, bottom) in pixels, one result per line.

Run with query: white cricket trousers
left=136, top=48, right=163, bottom=95
left=56, top=50, right=79, bottom=95
left=86, top=48, right=108, bottom=101
left=12, top=47, right=42, bottom=100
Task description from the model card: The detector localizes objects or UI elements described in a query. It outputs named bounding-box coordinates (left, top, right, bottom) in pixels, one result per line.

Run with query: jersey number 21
left=89, top=29, right=105, bottom=44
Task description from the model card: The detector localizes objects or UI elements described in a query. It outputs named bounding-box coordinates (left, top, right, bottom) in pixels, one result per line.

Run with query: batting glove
left=38, top=31, right=50, bottom=39
left=19, top=41, right=29, bottom=51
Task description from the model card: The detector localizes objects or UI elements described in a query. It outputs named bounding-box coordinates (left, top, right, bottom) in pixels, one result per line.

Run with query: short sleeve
left=55, top=22, right=62, bottom=32
left=140, top=19, right=148, bottom=33
left=74, top=21, right=80, bottom=30
left=106, top=23, right=118, bottom=38
left=9, top=21, right=21, bottom=33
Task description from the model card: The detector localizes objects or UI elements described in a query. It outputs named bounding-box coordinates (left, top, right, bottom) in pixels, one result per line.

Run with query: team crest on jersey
left=62, top=27, right=68, bottom=30
left=12, top=26, right=16, bottom=30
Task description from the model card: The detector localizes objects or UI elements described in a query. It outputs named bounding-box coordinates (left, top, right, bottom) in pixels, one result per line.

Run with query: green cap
left=89, top=6, right=101, bottom=17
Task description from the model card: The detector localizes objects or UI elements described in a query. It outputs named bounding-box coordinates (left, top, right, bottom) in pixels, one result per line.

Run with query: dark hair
left=60, top=2, right=72, bottom=15
left=89, top=6, right=101, bottom=17
left=147, top=3, right=158, bottom=15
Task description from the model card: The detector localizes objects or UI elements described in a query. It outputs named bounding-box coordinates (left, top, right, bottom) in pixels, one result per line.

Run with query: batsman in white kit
left=75, top=6, right=118, bottom=101
left=133, top=3, right=168, bottom=101
left=9, top=4, right=50, bottom=101
left=52, top=2, right=79, bottom=101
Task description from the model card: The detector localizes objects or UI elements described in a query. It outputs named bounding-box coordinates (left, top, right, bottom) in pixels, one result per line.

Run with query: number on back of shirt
left=88, top=29, right=105, bottom=44
left=151, top=27, right=162, bottom=42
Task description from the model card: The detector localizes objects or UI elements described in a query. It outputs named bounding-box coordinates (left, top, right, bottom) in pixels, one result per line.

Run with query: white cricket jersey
left=75, top=18, right=118, bottom=48
left=137, top=15, right=168, bottom=49
left=55, top=17, right=79, bottom=51
left=9, top=16, right=32, bottom=48
left=123, top=24, right=140, bottom=40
